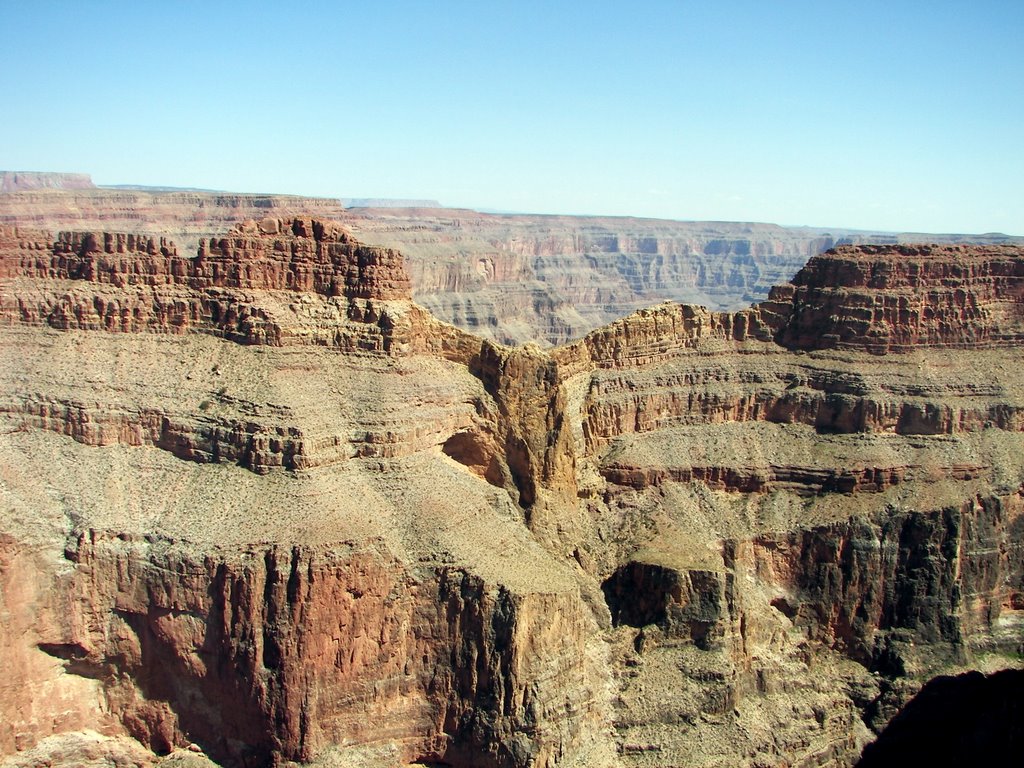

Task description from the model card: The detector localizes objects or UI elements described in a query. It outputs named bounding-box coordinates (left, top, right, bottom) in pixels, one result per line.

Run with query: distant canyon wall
left=4, top=183, right=1021, bottom=347
left=0, top=171, right=96, bottom=193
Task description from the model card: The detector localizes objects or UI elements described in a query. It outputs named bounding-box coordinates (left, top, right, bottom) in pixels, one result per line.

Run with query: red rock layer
left=0, top=220, right=414, bottom=352
left=0, top=220, right=410, bottom=301
left=196, top=218, right=410, bottom=299
left=11, top=533, right=599, bottom=767
left=774, top=244, right=1024, bottom=353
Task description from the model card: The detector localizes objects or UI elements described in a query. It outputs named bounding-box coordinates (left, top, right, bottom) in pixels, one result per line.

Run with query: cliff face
left=0, top=188, right=350, bottom=255
left=1, top=229, right=1022, bottom=767
left=0, top=220, right=416, bottom=355
left=6, top=186, right=1020, bottom=348
left=35, top=534, right=597, bottom=767
left=774, top=244, right=1024, bottom=353
left=550, top=244, right=1024, bottom=766
left=345, top=208, right=1023, bottom=345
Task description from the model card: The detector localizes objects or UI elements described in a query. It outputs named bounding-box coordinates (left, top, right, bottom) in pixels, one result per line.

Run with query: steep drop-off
left=1, top=225, right=1022, bottom=767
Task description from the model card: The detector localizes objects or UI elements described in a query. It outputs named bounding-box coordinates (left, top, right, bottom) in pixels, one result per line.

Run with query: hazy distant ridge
left=0, top=171, right=95, bottom=193
left=341, top=198, right=444, bottom=209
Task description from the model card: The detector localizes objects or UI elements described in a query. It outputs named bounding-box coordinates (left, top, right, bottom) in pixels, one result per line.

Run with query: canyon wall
left=0, top=172, right=96, bottom=193
left=1, top=225, right=1022, bottom=767
left=0, top=188, right=350, bottom=255
left=547, top=244, right=1024, bottom=766
left=346, top=208, right=1023, bottom=345
left=5, top=184, right=1020, bottom=347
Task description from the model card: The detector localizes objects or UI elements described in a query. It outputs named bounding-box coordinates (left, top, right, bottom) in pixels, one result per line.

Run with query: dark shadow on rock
left=857, top=668, right=1024, bottom=768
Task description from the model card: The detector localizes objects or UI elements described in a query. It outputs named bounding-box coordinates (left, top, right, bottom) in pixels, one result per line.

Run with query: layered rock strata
left=0, top=188, right=350, bottom=254
left=0, top=219, right=609, bottom=767
left=0, top=220, right=414, bottom=355
left=5, top=184, right=1020, bottom=347
left=1, top=230, right=1022, bottom=767
left=346, top=208, right=1023, bottom=345
left=551, top=244, right=1024, bottom=766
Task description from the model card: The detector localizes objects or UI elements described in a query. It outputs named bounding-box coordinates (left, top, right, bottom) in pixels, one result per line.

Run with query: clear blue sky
left=2, top=1, right=1022, bottom=234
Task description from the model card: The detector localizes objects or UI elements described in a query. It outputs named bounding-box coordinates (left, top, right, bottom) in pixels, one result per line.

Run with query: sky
left=2, top=0, right=1022, bottom=234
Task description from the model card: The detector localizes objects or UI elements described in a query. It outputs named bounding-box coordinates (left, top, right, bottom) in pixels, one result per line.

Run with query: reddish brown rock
left=773, top=244, right=1024, bottom=353
left=5, top=186, right=1020, bottom=347
left=1, top=234, right=1023, bottom=768
left=0, top=219, right=416, bottom=354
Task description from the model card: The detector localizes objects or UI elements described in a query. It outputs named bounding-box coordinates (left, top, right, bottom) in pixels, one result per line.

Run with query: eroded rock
left=1, top=232, right=1022, bottom=767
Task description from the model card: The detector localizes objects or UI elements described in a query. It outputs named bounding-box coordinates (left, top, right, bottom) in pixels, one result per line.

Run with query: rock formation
left=346, top=208, right=1024, bottom=345
left=0, top=187, right=350, bottom=255
left=0, top=223, right=1022, bottom=767
left=0, top=172, right=96, bottom=193
left=5, top=183, right=1020, bottom=347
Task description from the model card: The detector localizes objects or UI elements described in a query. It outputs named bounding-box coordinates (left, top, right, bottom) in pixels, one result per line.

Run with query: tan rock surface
left=0, top=226, right=1022, bottom=767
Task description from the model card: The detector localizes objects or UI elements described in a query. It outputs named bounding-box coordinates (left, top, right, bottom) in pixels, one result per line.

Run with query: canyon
left=0, top=199, right=1022, bottom=766
left=4, top=178, right=1020, bottom=347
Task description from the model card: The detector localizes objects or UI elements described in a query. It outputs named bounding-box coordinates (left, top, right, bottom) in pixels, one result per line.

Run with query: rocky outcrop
left=774, top=244, right=1024, bottom=353
left=0, top=220, right=415, bottom=353
left=1, top=234, right=1023, bottom=768
left=0, top=221, right=409, bottom=300
left=0, top=172, right=95, bottom=193
left=196, top=219, right=411, bottom=300
left=347, top=208, right=1023, bottom=345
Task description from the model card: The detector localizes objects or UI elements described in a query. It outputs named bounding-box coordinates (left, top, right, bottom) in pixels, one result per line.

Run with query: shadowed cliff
left=857, top=669, right=1024, bottom=767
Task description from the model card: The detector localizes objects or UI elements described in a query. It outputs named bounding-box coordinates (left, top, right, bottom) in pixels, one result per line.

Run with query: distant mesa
left=0, top=171, right=96, bottom=193
left=341, top=198, right=444, bottom=209
left=99, top=184, right=232, bottom=194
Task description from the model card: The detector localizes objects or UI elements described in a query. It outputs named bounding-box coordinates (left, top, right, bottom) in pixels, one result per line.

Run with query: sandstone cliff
left=1, top=227, right=1022, bottom=767
left=5, top=184, right=1020, bottom=348
left=0, top=188, right=350, bottom=255
left=346, top=208, right=1024, bottom=345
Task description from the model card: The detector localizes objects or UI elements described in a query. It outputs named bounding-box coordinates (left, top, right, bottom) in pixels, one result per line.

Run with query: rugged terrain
left=4, top=176, right=1020, bottom=347
left=0, top=216, right=1022, bottom=767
